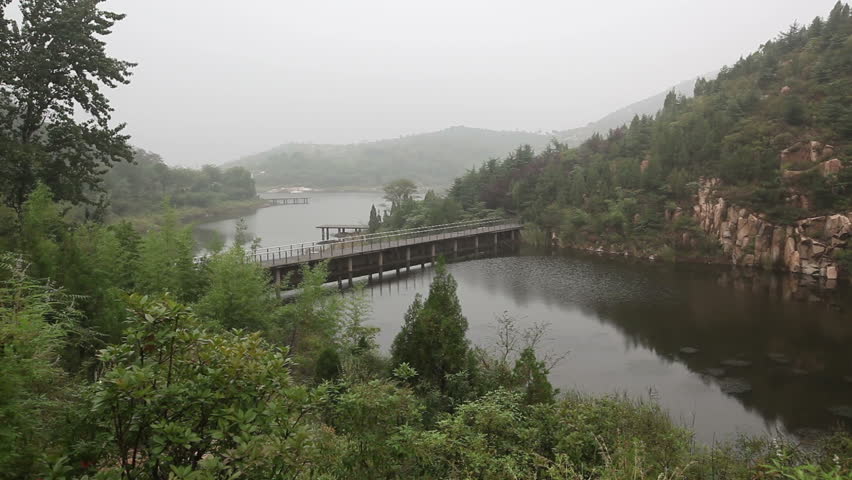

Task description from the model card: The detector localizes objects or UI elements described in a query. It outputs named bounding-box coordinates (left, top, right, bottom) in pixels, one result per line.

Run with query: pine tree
left=391, top=259, right=469, bottom=393
left=368, top=204, right=381, bottom=233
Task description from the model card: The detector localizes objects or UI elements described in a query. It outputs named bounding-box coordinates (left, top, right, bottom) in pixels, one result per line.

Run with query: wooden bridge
left=248, top=218, right=522, bottom=290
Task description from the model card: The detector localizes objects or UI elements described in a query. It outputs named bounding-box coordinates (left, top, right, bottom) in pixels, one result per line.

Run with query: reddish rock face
left=780, top=85, right=792, bottom=95
left=694, top=178, right=849, bottom=279
left=640, top=159, right=649, bottom=173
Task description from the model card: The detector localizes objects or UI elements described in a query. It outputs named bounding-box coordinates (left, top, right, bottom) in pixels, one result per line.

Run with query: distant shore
left=114, top=198, right=267, bottom=231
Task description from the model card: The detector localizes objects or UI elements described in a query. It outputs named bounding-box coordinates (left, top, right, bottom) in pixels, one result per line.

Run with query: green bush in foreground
left=0, top=255, right=845, bottom=479
left=41, top=293, right=846, bottom=479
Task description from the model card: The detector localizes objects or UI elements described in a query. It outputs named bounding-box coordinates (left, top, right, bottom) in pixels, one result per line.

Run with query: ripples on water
left=365, top=251, right=852, bottom=443
left=195, top=197, right=852, bottom=443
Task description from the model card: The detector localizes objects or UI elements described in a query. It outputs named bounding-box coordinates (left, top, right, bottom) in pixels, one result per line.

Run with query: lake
left=194, top=191, right=387, bottom=251
left=196, top=193, right=852, bottom=443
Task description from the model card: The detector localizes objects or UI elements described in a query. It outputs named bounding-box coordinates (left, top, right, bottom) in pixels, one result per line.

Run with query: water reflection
left=363, top=249, right=852, bottom=442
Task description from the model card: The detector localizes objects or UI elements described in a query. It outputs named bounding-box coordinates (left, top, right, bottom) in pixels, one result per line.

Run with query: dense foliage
left=1, top=212, right=849, bottom=478
left=447, top=4, right=852, bottom=257
left=102, top=149, right=256, bottom=218
left=0, top=0, right=135, bottom=215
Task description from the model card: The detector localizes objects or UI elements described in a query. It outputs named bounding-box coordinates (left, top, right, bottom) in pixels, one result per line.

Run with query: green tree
left=383, top=178, right=417, bottom=208
left=391, top=259, right=470, bottom=394
left=783, top=95, right=808, bottom=125
left=14, top=184, right=129, bottom=346
left=89, top=294, right=319, bottom=479
left=337, top=285, right=381, bottom=380
left=322, top=379, right=423, bottom=477
left=195, top=245, right=276, bottom=332
left=277, top=262, right=341, bottom=375
left=0, top=254, right=77, bottom=478
left=512, top=347, right=555, bottom=405
left=0, top=0, right=135, bottom=215
left=135, top=204, right=202, bottom=302
left=368, top=204, right=381, bottom=233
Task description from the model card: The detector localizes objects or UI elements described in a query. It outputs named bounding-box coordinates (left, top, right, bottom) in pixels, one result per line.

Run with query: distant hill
left=228, top=76, right=717, bottom=190
left=554, top=74, right=715, bottom=146
left=226, top=126, right=552, bottom=190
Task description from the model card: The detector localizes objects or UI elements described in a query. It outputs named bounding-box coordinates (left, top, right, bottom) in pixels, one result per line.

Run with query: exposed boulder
left=781, top=141, right=837, bottom=174
left=694, top=178, right=850, bottom=279
left=826, top=265, right=838, bottom=280
left=820, top=158, right=843, bottom=177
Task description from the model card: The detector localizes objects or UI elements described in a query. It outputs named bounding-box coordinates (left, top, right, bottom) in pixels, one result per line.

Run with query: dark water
left=362, top=251, right=852, bottom=443
left=196, top=198, right=852, bottom=443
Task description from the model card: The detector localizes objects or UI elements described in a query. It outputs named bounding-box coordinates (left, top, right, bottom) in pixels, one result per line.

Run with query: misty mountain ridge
left=227, top=75, right=712, bottom=190
left=226, top=126, right=551, bottom=189
left=553, top=73, right=716, bottom=145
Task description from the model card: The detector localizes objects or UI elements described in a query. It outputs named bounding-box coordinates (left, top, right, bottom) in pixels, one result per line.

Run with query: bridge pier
left=274, top=269, right=282, bottom=298
left=494, top=233, right=498, bottom=254
left=475, top=235, right=479, bottom=255
left=378, top=252, right=383, bottom=281
left=453, top=239, right=458, bottom=259
left=431, top=244, right=436, bottom=264
left=347, top=258, right=353, bottom=287
left=406, top=247, right=411, bottom=272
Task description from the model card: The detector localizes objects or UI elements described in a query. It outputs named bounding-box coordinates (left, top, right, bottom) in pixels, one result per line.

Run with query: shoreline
left=537, top=239, right=850, bottom=289
left=114, top=198, right=267, bottom=231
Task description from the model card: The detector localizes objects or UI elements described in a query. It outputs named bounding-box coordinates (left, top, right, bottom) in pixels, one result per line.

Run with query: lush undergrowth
left=1, top=188, right=850, bottom=479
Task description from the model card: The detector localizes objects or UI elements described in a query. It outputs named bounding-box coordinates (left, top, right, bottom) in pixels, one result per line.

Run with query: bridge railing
left=241, top=217, right=517, bottom=264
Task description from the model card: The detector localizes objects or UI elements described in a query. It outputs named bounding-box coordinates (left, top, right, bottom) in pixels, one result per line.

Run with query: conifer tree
left=368, top=204, right=381, bottom=233
left=391, top=258, right=470, bottom=393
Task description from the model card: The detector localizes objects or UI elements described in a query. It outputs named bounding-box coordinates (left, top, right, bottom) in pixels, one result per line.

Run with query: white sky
left=90, top=0, right=840, bottom=166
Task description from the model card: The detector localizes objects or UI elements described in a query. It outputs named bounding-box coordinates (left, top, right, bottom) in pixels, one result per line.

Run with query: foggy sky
left=99, top=0, right=838, bottom=167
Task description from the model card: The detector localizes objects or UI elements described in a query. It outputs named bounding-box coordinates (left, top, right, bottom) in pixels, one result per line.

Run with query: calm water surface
left=196, top=196, right=852, bottom=443
left=194, top=192, right=385, bottom=249
left=364, top=254, right=852, bottom=443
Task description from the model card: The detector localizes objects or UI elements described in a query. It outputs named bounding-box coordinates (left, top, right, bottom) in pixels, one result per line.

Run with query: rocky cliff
left=695, top=178, right=850, bottom=279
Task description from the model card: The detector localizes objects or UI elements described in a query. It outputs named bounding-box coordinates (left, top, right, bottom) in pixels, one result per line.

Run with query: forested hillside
left=229, top=79, right=716, bottom=191
left=102, top=149, right=257, bottom=218
left=449, top=3, right=852, bottom=268
left=227, top=126, right=551, bottom=189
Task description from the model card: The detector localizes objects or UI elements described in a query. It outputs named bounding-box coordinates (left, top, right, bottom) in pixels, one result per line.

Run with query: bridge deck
left=257, top=222, right=521, bottom=268
left=316, top=224, right=368, bottom=229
